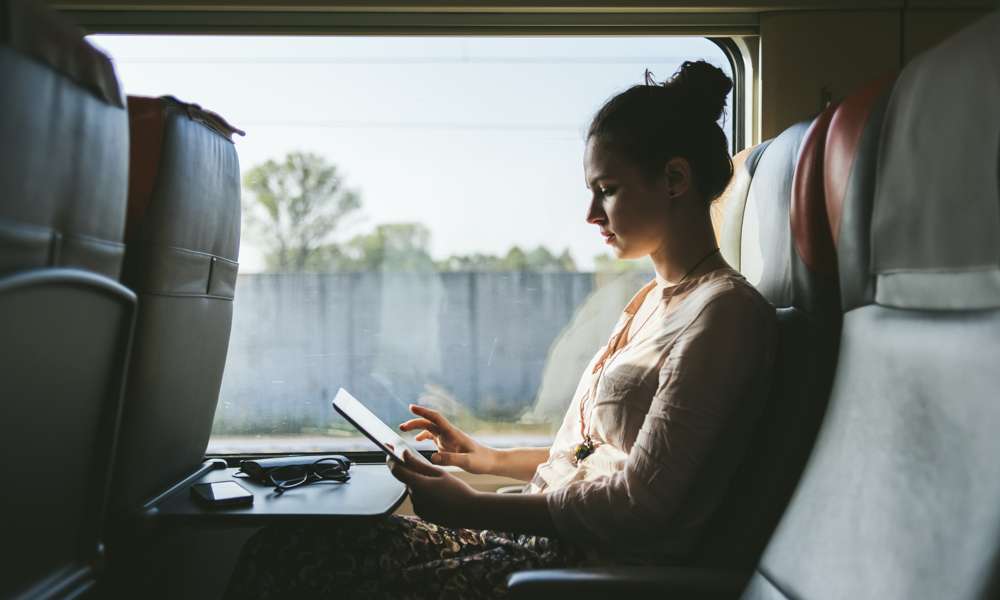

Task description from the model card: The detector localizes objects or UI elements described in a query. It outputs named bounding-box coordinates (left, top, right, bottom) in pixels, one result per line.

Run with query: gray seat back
left=697, top=116, right=842, bottom=568
left=110, top=95, right=242, bottom=513
left=0, top=0, right=126, bottom=279
left=743, top=11, right=1000, bottom=600
left=1, top=272, right=135, bottom=600
left=0, top=1, right=133, bottom=597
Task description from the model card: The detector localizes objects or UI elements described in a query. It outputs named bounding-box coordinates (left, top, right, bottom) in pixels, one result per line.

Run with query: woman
left=225, top=60, right=776, bottom=599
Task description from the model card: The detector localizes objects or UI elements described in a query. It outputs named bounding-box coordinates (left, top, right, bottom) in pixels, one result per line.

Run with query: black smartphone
left=190, top=481, right=254, bottom=508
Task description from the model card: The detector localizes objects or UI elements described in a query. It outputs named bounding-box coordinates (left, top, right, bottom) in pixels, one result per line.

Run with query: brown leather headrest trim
left=1, top=0, right=123, bottom=107
left=824, top=75, right=895, bottom=247
left=791, top=103, right=838, bottom=278
left=126, top=96, right=167, bottom=243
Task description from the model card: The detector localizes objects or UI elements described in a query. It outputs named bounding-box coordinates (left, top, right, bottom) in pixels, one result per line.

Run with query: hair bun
left=666, top=60, right=733, bottom=123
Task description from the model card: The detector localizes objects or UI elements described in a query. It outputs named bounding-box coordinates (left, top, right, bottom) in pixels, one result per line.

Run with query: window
left=89, top=34, right=735, bottom=454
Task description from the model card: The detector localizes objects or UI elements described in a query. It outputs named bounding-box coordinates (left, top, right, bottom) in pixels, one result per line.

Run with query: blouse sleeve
left=544, top=287, right=777, bottom=547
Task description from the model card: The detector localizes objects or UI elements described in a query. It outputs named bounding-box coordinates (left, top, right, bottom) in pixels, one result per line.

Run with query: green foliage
left=437, top=245, right=577, bottom=272
left=593, top=252, right=650, bottom=273
left=243, top=151, right=580, bottom=273
left=242, top=151, right=361, bottom=272
left=504, top=246, right=527, bottom=270
left=336, top=223, right=436, bottom=272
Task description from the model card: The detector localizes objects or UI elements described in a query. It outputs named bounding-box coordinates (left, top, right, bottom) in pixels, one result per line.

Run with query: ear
left=663, top=157, right=693, bottom=198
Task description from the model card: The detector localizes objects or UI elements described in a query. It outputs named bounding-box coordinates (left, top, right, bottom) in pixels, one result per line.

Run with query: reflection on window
left=89, top=34, right=734, bottom=453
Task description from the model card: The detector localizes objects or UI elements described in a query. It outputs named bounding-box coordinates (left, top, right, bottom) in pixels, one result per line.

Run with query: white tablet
left=332, top=388, right=433, bottom=465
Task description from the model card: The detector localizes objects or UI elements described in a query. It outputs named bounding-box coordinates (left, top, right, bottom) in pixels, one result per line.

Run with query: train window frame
left=74, top=7, right=757, bottom=462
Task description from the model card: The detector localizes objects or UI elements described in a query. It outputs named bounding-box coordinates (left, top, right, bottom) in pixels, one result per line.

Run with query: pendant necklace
left=572, top=247, right=720, bottom=466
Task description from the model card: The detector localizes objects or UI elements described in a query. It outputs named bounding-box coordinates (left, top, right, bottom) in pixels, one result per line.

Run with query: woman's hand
left=387, top=449, right=482, bottom=528
left=387, top=448, right=557, bottom=535
left=398, top=404, right=497, bottom=475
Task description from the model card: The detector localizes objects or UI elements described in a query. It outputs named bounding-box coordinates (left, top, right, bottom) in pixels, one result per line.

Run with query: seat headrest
left=0, top=0, right=122, bottom=107
left=871, top=11, right=1000, bottom=310
left=824, top=76, right=895, bottom=311
left=0, top=0, right=128, bottom=280
left=126, top=95, right=244, bottom=242
left=791, top=103, right=838, bottom=281
left=125, top=95, right=243, bottom=299
left=717, top=142, right=769, bottom=269
left=739, top=122, right=810, bottom=308
left=735, top=113, right=845, bottom=315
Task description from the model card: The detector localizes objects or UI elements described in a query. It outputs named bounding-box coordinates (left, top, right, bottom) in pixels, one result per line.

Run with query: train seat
left=0, top=0, right=127, bottom=279
left=0, top=0, right=133, bottom=597
left=695, top=107, right=844, bottom=570
left=743, top=10, right=1000, bottom=600
left=109, top=95, right=244, bottom=517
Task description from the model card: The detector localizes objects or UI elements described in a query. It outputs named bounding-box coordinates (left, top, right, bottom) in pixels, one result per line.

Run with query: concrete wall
left=214, top=271, right=600, bottom=434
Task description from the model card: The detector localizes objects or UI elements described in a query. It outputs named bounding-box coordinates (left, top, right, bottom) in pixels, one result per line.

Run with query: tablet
left=332, top=388, right=433, bottom=466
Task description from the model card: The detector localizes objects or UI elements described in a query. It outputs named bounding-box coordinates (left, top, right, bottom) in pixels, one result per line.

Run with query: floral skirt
left=223, top=515, right=585, bottom=600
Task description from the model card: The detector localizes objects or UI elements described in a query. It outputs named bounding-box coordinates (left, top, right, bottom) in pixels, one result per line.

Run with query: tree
left=338, top=223, right=436, bottom=272
left=593, top=252, right=651, bottom=273
left=503, top=246, right=528, bottom=271
left=436, top=246, right=577, bottom=272
left=524, top=246, right=578, bottom=272
left=559, top=249, right=577, bottom=271
left=242, top=152, right=361, bottom=272
left=435, top=253, right=504, bottom=272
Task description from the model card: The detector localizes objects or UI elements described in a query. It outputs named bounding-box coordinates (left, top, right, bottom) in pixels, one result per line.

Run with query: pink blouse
left=527, top=267, right=777, bottom=561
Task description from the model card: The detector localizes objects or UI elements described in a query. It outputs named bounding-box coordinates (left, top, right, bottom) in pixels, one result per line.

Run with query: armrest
left=507, top=566, right=749, bottom=600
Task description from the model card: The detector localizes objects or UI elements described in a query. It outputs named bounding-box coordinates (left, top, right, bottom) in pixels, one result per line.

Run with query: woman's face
left=584, top=137, right=672, bottom=260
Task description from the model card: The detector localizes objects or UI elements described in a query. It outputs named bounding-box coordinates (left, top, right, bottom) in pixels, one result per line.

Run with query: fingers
left=387, top=454, right=431, bottom=487
left=386, top=453, right=403, bottom=480
left=402, top=449, right=443, bottom=477
left=414, top=431, right=436, bottom=443
left=409, top=404, right=450, bottom=429
left=398, top=418, right=441, bottom=434
left=431, top=450, right=470, bottom=471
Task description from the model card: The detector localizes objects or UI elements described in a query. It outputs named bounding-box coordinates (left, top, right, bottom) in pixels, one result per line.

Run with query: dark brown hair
left=587, top=60, right=734, bottom=203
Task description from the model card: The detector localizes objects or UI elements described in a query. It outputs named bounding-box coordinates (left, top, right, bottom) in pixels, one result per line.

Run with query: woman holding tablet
left=226, top=60, right=776, bottom=599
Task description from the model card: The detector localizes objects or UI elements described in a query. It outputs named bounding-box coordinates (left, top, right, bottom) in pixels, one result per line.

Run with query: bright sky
left=88, top=35, right=732, bottom=272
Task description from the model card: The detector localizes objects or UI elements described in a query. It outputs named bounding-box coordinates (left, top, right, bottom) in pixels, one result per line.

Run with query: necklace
left=573, top=246, right=721, bottom=465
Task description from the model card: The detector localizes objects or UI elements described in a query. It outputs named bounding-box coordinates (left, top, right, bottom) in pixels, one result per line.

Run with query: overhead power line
left=237, top=119, right=584, bottom=133
left=110, top=55, right=693, bottom=66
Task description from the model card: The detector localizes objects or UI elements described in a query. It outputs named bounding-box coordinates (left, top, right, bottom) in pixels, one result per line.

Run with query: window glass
left=89, top=34, right=734, bottom=454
